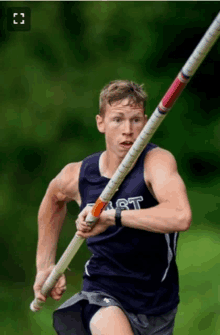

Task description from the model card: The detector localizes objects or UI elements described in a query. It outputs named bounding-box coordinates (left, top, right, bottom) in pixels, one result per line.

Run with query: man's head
left=99, top=80, right=148, bottom=117
left=96, top=80, right=148, bottom=159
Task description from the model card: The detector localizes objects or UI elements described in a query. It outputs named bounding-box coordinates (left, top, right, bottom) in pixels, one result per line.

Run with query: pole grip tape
left=91, top=198, right=108, bottom=217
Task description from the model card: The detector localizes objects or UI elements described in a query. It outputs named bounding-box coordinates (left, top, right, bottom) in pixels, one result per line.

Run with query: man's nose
left=122, top=121, right=133, bottom=134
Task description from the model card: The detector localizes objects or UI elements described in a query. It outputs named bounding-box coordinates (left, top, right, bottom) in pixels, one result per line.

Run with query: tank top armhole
left=78, top=151, right=103, bottom=210
left=78, top=160, right=85, bottom=207
left=143, top=143, right=159, bottom=203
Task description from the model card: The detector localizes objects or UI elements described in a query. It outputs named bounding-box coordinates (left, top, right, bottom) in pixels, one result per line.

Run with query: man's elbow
left=178, top=209, right=192, bottom=232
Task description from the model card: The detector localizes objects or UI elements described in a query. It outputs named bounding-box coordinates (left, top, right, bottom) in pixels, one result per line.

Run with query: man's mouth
left=120, top=141, right=133, bottom=149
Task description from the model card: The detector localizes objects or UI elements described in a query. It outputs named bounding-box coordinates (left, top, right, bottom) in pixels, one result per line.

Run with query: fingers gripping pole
left=30, top=12, right=220, bottom=312
left=30, top=235, right=85, bottom=311
left=30, top=266, right=62, bottom=312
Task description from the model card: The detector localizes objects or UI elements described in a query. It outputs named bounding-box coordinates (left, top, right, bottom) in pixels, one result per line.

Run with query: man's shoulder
left=144, top=146, right=177, bottom=173
left=50, top=162, right=83, bottom=201
left=144, top=146, right=181, bottom=198
left=61, top=161, right=83, bottom=176
left=146, top=146, right=176, bottom=161
left=53, top=151, right=102, bottom=192
left=81, top=151, right=103, bottom=162
left=59, top=161, right=83, bottom=186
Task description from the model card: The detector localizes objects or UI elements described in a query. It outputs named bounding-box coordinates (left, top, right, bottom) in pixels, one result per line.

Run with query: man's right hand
left=33, top=265, right=67, bottom=307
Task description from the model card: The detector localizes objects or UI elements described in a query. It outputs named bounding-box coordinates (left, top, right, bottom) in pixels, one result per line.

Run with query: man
left=33, top=80, right=192, bottom=335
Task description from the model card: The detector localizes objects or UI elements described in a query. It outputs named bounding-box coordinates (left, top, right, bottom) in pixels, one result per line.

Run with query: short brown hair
left=99, top=80, right=148, bottom=117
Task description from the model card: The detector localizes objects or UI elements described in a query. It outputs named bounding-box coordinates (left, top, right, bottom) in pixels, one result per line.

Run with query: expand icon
left=7, top=7, right=31, bottom=31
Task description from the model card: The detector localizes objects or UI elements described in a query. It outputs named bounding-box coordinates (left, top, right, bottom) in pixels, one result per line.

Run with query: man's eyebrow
left=111, top=112, right=143, bottom=117
left=111, top=112, right=124, bottom=116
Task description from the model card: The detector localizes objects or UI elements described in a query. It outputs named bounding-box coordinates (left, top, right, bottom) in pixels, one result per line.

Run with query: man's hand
left=76, top=205, right=111, bottom=239
left=33, top=265, right=66, bottom=310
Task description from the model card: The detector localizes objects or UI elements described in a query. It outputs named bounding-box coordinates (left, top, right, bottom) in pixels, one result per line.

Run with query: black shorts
left=81, top=303, right=102, bottom=335
left=53, top=291, right=178, bottom=335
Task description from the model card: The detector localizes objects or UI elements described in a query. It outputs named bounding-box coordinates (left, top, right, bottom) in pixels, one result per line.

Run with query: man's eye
left=114, top=118, right=121, bottom=122
left=134, top=118, right=140, bottom=122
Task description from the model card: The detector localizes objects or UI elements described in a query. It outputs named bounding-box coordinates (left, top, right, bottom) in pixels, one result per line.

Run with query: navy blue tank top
left=78, top=143, right=180, bottom=315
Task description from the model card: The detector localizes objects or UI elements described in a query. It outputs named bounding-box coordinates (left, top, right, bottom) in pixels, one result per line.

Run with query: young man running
left=33, top=80, right=192, bottom=335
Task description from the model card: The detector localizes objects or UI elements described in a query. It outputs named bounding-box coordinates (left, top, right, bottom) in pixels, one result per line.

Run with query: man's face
left=96, top=98, right=147, bottom=158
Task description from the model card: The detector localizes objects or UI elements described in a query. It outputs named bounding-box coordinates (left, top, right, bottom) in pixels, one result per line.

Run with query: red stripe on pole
left=160, top=72, right=190, bottom=111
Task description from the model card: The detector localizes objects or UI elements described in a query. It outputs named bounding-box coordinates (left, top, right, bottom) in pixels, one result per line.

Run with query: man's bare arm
left=36, top=182, right=67, bottom=271
left=36, top=162, right=80, bottom=270
left=76, top=149, right=192, bottom=239
left=117, top=149, right=192, bottom=233
left=34, top=162, right=80, bottom=303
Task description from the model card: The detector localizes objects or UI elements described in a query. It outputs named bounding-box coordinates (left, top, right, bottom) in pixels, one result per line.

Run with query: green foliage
left=0, top=2, right=219, bottom=334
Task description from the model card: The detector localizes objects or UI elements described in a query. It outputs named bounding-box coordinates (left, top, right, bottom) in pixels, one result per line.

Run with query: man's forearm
left=105, top=203, right=191, bottom=233
left=36, top=198, right=67, bottom=271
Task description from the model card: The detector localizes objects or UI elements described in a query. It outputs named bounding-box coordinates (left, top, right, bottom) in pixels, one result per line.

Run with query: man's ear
left=96, top=114, right=105, bottom=134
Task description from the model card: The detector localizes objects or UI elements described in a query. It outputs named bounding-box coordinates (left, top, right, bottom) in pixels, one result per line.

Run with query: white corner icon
left=13, top=12, right=25, bottom=25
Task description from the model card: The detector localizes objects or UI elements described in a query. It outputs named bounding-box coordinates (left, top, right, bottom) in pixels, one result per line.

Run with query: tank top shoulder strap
left=79, top=151, right=104, bottom=183
left=136, top=142, right=158, bottom=168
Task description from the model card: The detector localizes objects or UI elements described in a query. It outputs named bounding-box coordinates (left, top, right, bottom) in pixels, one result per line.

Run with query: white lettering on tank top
left=128, top=196, right=144, bottom=209
left=87, top=196, right=144, bottom=211
left=116, top=199, right=130, bottom=210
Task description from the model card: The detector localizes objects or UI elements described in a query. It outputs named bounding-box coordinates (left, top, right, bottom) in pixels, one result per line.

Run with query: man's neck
left=99, top=150, right=137, bottom=179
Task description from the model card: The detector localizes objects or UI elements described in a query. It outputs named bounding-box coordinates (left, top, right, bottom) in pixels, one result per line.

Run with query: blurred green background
left=0, top=1, right=219, bottom=334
